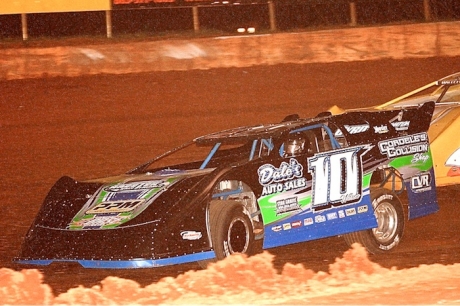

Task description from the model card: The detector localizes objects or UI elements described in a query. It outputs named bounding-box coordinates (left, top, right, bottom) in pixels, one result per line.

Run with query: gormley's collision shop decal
left=68, top=178, right=178, bottom=230
left=378, top=132, right=428, bottom=159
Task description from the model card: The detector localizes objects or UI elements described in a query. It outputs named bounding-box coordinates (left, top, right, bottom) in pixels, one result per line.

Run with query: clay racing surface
left=1, top=57, right=460, bottom=304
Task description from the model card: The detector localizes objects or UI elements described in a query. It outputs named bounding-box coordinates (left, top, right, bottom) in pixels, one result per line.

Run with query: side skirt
left=14, top=251, right=216, bottom=269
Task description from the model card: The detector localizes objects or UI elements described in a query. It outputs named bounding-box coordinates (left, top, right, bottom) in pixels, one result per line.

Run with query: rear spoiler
left=330, top=101, right=435, bottom=142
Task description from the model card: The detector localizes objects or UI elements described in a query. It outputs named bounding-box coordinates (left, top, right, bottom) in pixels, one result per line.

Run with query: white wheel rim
left=372, top=202, right=398, bottom=243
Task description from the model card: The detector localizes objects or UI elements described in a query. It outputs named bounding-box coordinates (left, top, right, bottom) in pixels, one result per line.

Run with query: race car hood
left=51, top=168, right=215, bottom=231
left=15, top=167, right=219, bottom=263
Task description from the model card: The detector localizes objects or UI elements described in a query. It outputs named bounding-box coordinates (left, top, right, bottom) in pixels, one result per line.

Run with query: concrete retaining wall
left=1, top=21, right=459, bottom=80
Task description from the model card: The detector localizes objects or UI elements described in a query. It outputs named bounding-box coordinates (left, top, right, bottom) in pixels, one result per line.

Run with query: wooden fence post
left=21, top=13, right=28, bottom=40
left=349, top=1, right=357, bottom=26
left=268, top=1, right=276, bottom=31
left=106, top=10, right=113, bottom=38
left=193, top=6, right=200, bottom=32
left=423, top=0, right=432, bottom=21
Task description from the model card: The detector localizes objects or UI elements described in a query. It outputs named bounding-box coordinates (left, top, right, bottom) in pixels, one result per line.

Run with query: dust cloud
left=2, top=244, right=460, bottom=305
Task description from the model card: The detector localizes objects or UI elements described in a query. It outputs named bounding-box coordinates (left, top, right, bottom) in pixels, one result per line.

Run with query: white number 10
left=308, top=145, right=371, bottom=210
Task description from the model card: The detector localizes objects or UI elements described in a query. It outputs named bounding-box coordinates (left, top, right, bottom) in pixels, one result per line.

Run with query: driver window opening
left=259, top=138, right=274, bottom=157
left=281, top=125, right=346, bottom=158
left=282, top=130, right=318, bottom=157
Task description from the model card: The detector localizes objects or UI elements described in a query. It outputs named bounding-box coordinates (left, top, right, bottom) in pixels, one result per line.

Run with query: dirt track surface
left=1, top=57, right=460, bottom=301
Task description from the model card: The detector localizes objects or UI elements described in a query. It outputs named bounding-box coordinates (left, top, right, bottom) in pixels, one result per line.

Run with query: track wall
left=1, top=21, right=459, bottom=80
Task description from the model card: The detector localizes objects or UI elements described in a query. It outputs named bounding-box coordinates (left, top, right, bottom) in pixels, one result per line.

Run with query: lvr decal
left=308, top=145, right=371, bottom=210
left=411, top=172, right=432, bottom=193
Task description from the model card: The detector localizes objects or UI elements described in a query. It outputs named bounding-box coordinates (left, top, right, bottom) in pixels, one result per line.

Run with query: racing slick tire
left=198, top=200, right=255, bottom=268
left=343, top=188, right=405, bottom=254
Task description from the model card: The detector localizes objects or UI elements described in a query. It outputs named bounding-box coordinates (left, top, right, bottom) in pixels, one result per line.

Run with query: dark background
left=1, top=0, right=459, bottom=39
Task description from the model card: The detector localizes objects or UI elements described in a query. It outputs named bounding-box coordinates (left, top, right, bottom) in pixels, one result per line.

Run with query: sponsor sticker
left=345, top=207, right=357, bottom=216
left=258, top=159, right=307, bottom=196
left=374, top=194, right=393, bottom=205
left=374, top=125, right=389, bottom=134
left=79, top=215, right=127, bottom=229
left=68, top=178, right=178, bottom=230
left=315, top=215, right=326, bottom=223
left=391, top=121, right=410, bottom=131
left=335, top=124, right=370, bottom=137
left=180, top=231, right=202, bottom=240
left=104, top=180, right=167, bottom=192
left=410, top=172, right=432, bottom=193
left=86, top=199, right=145, bottom=214
left=258, top=158, right=303, bottom=185
left=378, top=132, right=428, bottom=158
left=357, top=205, right=368, bottom=214
left=304, top=217, right=314, bottom=226
left=276, top=197, right=301, bottom=216
left=389, top=110, right=410, bottom=131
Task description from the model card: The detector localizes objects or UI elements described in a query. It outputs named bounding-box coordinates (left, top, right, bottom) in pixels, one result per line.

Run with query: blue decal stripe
left=15, top=259, right=53, bottom=266
left=15, top=251, right=216, bottom=269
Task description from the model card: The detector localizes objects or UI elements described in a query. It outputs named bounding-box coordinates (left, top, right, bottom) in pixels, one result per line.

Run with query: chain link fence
left=0, top=0, right=459, bottom=39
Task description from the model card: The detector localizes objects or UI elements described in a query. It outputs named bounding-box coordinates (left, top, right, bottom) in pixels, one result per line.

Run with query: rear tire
left=343, top=188, right=405, bottom=254
left=198, top=200, right=255, bottom=268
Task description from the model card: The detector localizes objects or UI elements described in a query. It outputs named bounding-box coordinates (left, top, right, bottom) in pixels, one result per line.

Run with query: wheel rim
left=227, top=218, right=250, bottom=254
left=372, top=202, right=398, bottom=243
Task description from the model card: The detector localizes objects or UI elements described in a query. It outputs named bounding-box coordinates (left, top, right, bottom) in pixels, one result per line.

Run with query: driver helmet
left=284, top=134, right=306, bottom=157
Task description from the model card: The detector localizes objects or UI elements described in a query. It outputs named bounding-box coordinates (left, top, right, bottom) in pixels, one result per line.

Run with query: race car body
left=15, top=102, right=439, bottom=269
left=331, top=72, right=460, bottom=186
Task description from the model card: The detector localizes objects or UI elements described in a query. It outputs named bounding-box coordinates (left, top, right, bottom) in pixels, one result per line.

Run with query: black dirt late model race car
left=15, top=102, right=439, bottom=269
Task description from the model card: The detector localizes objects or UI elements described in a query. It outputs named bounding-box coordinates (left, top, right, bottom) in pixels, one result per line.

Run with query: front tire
left=198, top=200, right=255, bottom=268
left=344, top=188, right=405, bottom=254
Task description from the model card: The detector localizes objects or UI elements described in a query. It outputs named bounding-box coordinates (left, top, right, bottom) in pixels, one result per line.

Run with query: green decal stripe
left=363, top=173, right=372, bottom=188
left=259, top=192, right=312, bottom=224
left=389, top=149, right=434, bottom=172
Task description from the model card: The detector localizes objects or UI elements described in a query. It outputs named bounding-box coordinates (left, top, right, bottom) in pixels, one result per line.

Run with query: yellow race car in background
left=330, top=72, right=460, bottom=187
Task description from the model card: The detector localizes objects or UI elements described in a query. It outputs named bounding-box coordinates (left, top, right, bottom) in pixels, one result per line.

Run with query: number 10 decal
left=308, top=145, right=372, bottom=210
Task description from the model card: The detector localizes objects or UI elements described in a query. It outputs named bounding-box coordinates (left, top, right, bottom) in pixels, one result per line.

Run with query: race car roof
left=194, top=117, right=319, bottom=145
left=194, top=101, right=435, bottom=146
